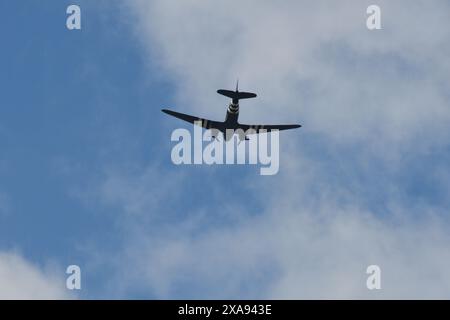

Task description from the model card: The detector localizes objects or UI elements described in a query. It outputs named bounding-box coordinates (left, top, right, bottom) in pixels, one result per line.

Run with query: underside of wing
left=162, top=109, right=223, bottom=130
left=237, top=123, right=301, bottom=134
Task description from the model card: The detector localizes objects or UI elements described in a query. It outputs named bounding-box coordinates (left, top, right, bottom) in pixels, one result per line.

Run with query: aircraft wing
left=162, top=109, right=223, bottom=130
left=237, top=123, right=301, bottom=134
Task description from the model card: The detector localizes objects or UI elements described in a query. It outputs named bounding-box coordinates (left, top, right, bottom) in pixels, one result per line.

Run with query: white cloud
left=90, top=0, right=450, bottom=298
left=128, top=0, right=450, bottom=150
left=96, top=153, right=450, bottom=299
left=0, top=252, right=71, bottom=299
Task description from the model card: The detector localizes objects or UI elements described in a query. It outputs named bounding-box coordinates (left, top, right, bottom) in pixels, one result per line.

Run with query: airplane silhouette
left=162, top=81, right=301, bottom=141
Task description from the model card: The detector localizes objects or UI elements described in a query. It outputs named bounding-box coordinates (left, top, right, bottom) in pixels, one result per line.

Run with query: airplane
left=162, top=81, right=301, bottom=141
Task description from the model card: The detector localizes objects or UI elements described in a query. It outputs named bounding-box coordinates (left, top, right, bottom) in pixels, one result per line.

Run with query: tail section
left=217, top=81, right=257, bottom=101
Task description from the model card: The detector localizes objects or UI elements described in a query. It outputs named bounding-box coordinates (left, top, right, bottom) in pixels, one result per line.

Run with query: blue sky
left=0, top=0, right=167, bottom=297
left=1, top=0, right=450, bottom=299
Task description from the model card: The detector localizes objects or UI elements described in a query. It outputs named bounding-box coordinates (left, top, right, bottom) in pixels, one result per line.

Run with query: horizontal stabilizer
left=217, top=89, right=257, bottom=100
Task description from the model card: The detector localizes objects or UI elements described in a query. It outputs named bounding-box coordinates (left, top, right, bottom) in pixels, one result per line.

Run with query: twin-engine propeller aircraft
left=162, top=82, right=301, bottom=141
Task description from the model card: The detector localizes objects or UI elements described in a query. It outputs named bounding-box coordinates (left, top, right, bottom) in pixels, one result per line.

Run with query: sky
left=0, top=0, right=450, bottom=299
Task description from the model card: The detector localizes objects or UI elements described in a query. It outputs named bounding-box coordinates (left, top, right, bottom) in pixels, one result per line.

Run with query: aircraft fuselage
left=224, top=99, right=240, bottom=127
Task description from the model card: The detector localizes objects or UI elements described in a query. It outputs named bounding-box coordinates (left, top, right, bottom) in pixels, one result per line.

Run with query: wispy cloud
left=0, top=251, right=71, bottom=299
left=91, top=152, right=450, bottom=299
left=128, top=0, right=450, bottom=150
